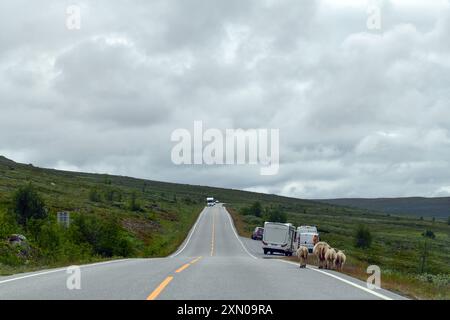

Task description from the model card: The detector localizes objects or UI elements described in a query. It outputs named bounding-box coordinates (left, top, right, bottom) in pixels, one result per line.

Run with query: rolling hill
left=317, top=198, right=450, bottom=219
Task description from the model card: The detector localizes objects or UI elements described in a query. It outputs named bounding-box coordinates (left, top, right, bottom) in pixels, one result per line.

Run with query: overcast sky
left=1, top=0, right=450, bottom=199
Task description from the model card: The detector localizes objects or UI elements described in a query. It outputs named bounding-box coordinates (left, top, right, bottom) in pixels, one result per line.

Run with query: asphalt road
left=0, top=204, right=406, bottom=300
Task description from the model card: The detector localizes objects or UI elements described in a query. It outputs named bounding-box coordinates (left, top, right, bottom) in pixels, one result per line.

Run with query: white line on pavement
left=224, top=207, right=258, bottom=260
left=170, top=208, right=206, bottom=258
left=0, top=259, right=133, bottom=285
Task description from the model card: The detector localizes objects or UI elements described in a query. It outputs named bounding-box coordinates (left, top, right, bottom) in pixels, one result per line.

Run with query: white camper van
left=296, top=225, right=319, bottom=253
left=206, top=197, right=215, bottom=207
left=262, top=222, right=296, bottom=256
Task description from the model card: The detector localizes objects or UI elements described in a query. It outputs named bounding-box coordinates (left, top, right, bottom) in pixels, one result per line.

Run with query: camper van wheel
left=263, top=249, right=267, bottom=255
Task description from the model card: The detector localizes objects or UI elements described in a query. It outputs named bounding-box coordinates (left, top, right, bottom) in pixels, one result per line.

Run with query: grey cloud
left=52, top=36, right=172, bottom=127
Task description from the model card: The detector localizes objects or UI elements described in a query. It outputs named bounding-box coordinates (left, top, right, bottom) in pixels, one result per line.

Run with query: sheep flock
left=296, top=241, right=346, bottom=271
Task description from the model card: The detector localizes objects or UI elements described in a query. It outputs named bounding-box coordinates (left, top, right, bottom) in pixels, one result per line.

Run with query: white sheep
left=325, top=248, right=337, bottom=270
left=334, top=250, right=346, bottom=271
left=313, top=241, right=330, bottom=269
left=296, top=246, right=308, bottom=268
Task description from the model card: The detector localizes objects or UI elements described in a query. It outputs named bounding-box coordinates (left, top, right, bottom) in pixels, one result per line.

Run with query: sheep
left=313, top=241, right=330, bottom=269
left=334, top=250, right=346, bottom=271
left=296, top=246, right=308, bottom=268
left=325, top=248, right=337, bottom=270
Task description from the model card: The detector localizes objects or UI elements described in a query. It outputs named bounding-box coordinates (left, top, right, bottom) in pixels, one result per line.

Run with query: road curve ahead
left=0, top=204, right=406, bottom=300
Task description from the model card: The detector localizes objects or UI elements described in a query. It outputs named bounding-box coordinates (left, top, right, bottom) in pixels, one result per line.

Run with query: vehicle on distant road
left=262, top=222, right=296, bottom=256
left=251, top=227, right=264, bottom=240
left=206, top=197, right=215, bottom=206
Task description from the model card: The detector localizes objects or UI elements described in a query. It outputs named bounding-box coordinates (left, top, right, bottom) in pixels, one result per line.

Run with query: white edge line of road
left=0, top=258, right=134, bottom=285
left=169, top=207, right=206, bottom=258
left=223, top=206, right=258, bottom=260
left=278, top=260, right=393, bottom=300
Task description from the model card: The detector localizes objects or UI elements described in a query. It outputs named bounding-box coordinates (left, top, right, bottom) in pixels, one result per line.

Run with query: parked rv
left=262, top=222, right=296, bottom=256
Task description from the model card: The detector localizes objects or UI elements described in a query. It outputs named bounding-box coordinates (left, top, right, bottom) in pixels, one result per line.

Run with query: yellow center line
left=146, top=257, right=203, bottom=300
left=190, top=256, right=202, bottom=264
left=210, top=213, right=215, bottom=256
left=175, top=263, right=190, bottom=273
left=146, top=276, right=173, bottom=300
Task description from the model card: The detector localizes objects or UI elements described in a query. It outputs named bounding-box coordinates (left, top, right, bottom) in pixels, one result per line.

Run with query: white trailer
left=296, top=225, right=319, bottom=253
left=262, top=222, right=296, bottom=256
left=297, top=225, right=317, bottom=234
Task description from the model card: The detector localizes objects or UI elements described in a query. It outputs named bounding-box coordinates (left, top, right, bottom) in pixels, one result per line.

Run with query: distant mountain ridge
left=317, top=197, right=450, bottom=219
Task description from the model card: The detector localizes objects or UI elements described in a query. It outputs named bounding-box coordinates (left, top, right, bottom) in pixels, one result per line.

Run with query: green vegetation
left=266, top=208, right=287, bottom=223
left=318, top=197, right=450, bottom=219
left=240, top=202, right=287, bottom=223
left=88, top=188, right=102, bottom=203
left=13, top=184, right=47, bottom=226
left=422, top=230, right=436, bottom=239
left=355, top=225, right=372, bottom=249
left=419, top=230, right=437, bottom=274
left=242, top=201, right=262, bottom=217
left=128, top=191, right=142, bottom=212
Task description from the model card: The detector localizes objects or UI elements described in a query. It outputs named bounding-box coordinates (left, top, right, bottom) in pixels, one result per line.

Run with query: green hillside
left=317, top=197, right=450, bottom=219
left=0, top=156, right=449, bottom=299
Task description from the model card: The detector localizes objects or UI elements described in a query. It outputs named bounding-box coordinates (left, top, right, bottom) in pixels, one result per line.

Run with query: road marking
left=210, top=212, right=215, bottom=256
left=146, top=276, right=173, bottom=300
left=277, top=260, right=393, bottom=300
left=148, top=258, right=201, bottom=300
left=170, top=208, right=205, bottom=258
left=175, top=264, right=190, bottom=273
left=0, top=258, right=133, bottom=285
left=223, top=207, right=258, bottom=260
left=190, top=256, right=202, bottom=264
left=0, top=268, right=66, bottom=285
